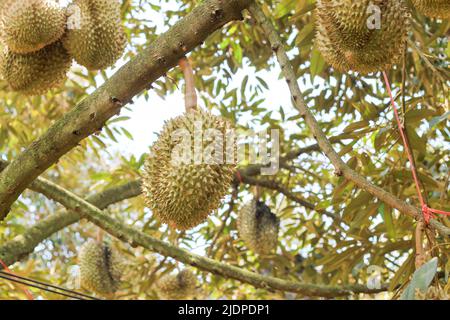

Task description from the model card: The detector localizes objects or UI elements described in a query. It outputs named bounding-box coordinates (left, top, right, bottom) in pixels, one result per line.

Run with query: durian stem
left=252, top=185, right=261, bottom=200
left=415, top=222, right=427, bottom=269
left=97, top=229, right=105, bottom=243
left=179, top=57, right=197, bottom=112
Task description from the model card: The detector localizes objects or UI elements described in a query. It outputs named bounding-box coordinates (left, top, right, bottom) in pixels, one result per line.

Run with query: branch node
left=211, top=8, right=224, bottom=20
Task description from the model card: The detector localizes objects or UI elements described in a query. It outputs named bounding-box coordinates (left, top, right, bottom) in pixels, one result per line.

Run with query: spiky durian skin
left=412, top=0, right=450, bottom=19
left=0, top=41, right=71, bottom=95
left=237, top=199, right=279, bottom=255
left=62, top=0, right=126, bottom=70
left=157, top=270, right=197, bottom=300
left=315, top=0, right=410, bottom=74
left=78, top=240, right=123, bottom=295
left=142, top=109, right=236, bottom=230
left=0, top=0, right=66, bottom=54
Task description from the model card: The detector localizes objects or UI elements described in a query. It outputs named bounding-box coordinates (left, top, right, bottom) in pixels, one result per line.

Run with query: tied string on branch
left=382, top=71, right=450, bottom=225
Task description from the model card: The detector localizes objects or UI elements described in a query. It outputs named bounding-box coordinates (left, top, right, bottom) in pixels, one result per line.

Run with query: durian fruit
left=62, top=0, right=126, bottom=70
left=157, top=269, right=197, bottom=300
left=412, top=0, right=450, bottom=19
left=237, top=199, right=279, bottom=255
left=0, top=41, right=72, bottom=95
left=142, top=108, right=236, bottom=230
left=0, top=0, right=66, bottom=54
left=315, top=0, right=410, bottom=74
left=78, top=240, right=123, bottom=295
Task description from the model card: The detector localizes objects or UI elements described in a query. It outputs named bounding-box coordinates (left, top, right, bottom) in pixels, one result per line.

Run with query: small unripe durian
left=0, top=41, right=71, bottom=95
left=63, top=0, right=126, bottom=70
left=237, top=199, right=279, bottom=255
left=78, top=240, right=123, bottom=295
left=0, top=0, right=66, bottom=54
left=157, top=269, right=197, bottom=300
left=411, top=0, right=450, bottom=19
left=315, top=0, right=410, bottom=74
left=142, top=109, right=236, bottom=230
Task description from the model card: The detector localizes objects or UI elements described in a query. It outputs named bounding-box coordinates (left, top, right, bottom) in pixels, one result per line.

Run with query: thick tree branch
left=0, top=0, right=253, bottom=220
left=0, top=179, right=141, bottom=266
left=22, top=177, right=387, bottom=297
left=247, top=3, right=450, bottom=237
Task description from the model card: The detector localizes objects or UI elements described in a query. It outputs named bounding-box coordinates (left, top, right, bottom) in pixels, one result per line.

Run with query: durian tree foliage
left=0, top=0, right=449, bottom=299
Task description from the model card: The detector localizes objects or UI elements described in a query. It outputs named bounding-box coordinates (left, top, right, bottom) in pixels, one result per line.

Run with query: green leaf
left=344, top=120, right=369, bottom=133
left=310, top=47, right=325, bottom=80
left=378, top=204, right=396, bottom=240
left=400, top=257, right=438, bottom=300
left=428, top=111, right=450, bottom=128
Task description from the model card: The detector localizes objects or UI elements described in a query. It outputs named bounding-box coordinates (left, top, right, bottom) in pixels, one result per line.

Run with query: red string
left=235, top=170, right=243, bottom=184
left=382, top=71, right=450, bottom=224
left=0, top=258, right=34, bottom=300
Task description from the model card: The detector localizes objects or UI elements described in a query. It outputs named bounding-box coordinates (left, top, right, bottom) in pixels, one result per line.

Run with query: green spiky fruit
left=412, top=0, right=450, bottom=19
left=0, top=0, right=66, bottom=54
left=142, top=109, right=236, bottom=230
left=157, top=269, right=197, bottom=300
left=78, top=240, right=123, bottom=295
left=315, top=0, right=410, bottom=74
left=63, top=0, right=126, bottom=70
left=237, top=199, right=279, bottom=255
left=0, top=41, right=71, bottom=95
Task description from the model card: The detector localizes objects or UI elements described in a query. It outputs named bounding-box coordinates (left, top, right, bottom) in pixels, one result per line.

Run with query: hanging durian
left=0, top=41, right=71, bottom=95
left=237, top=198, right=279, bottom=255
left=411, top=0, right=450, bottom=19
left=0, top=0, right=66, bottom=54
left=63, top=0, right=126, bottom=70
left=157, top=269, right=198, bottom=300
left=78, top=240, right=124, bottom=295
left=142, top=58, right=236, bottom=230
left=142, top=108, right=236, bottom=230
left=315, top=0, right=410, bottom=74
